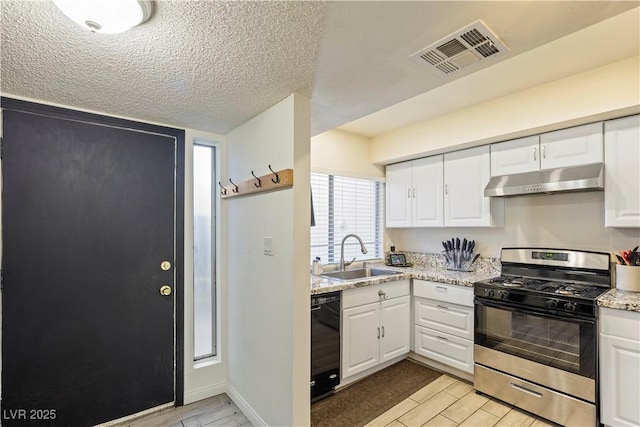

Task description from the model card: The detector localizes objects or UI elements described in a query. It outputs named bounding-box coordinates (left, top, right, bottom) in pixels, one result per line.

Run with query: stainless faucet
left=340, top=234, right=368, bottom=271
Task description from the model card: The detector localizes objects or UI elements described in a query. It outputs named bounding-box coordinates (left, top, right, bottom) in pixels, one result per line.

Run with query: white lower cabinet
left=414, top=325, right=473, bottom=373
left=341, top=281, right=410, bottom=379
left=413, top=280, right=474, bottom=374
left=599, top=307, right=640, bottom=427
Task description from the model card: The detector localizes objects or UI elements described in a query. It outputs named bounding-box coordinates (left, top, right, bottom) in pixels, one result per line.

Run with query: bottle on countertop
left=312, top=257, right=322, bottom=275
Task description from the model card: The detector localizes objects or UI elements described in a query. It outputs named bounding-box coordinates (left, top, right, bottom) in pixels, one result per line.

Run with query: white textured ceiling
left=1, top=1, right=638, bottom=137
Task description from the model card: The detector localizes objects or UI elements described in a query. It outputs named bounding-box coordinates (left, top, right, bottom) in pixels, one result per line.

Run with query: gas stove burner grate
left=488, top=276, right=547, bottom=288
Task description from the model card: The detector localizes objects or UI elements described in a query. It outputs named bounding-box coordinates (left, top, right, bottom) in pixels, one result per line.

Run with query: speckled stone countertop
left=311, top=252, right=501, bottom=295
left=597, top=289, right=640, bottom=313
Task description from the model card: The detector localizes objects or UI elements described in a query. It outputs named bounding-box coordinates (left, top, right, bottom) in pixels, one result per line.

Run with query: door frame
left=0, top=96, right=186, bottom=406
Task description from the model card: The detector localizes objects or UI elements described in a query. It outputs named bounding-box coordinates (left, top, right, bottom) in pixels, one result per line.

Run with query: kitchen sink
left=320, top=267, right=402, bottom=281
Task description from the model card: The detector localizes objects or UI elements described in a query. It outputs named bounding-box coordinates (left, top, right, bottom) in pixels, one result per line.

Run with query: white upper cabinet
left=385, top=161, right=413, bottom=227
left=490, top=135, right=540, bottom=177
left=412, top=156, right=444, bottom=227
left=490, top=123, right=603, bottom=177
left=604, top=115, right=640, bottom=228
left=539, top=122, right=603, bottom=170
left=445, top=146, right=504, bottom=227
left=386, top=156, right=443, bottom=228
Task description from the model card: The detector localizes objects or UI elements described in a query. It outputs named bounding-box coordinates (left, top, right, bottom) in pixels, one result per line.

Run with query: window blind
left=310, top=173, right=384, bottom=264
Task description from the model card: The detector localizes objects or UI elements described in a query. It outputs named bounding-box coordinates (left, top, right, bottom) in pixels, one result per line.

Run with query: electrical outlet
left=264, top=237, right=273, bottom=256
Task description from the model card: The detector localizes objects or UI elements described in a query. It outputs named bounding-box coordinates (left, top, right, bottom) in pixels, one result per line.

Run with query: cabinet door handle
left=407, top=188, right=411, bottom=198
left=437, top=336, right=449, bottom=341
left=542, top=144, right=546, bottom=159
left=533, top=146, right=537, bottom=161
left=413, top=188, right=416, bottom=198
left=437, top=305, right=449, bottom=310
left=381, top=326, right=385, bottom=338
left=377, top=327, right=380, bottom=339
left=510, top=382, right=543, bottom=398
left=445, top=184, right=448, bottom=195
left=436, top=286, right=447, bottom=292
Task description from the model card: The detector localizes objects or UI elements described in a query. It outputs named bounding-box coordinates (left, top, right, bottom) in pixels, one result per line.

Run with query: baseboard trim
left=184, top=381, right=227, bottom=405
left=226, top=383, right=267, bottom=427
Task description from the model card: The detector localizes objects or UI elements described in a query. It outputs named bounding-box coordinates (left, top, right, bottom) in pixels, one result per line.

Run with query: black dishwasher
left=311, top=291, right=340, bottom=401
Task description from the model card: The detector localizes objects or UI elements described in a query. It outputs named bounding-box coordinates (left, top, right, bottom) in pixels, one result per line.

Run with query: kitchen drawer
left=413, top=280, right=473, bottom=307
left=600, top=307, right=640, bottom=340
left=414, top=325, right=473, bottom=374
left=342, top=280, right=410, bottom=309
left=475, top=365, right=595, bottom=427
left=415, top=297, right=473, bottom=340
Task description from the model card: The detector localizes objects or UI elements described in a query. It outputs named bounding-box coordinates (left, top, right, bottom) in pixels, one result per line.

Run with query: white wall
left=371, top=56, right=640, bottom=165
left=387, top=192, right=640, bottom=258
left=225, top=94, right=310, bottom=426
left=311, top=129, right=384, bottom=179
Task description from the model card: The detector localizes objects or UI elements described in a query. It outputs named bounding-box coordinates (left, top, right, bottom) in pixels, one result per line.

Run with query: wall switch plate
left=264, top=237, right=273, bottom=256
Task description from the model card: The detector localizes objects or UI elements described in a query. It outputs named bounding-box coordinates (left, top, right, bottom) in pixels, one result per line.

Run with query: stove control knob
left=564, top=302, right=577, bottom=312
left=547, top=299, right=559, bottom=309
left=498, top=290, right=508, bottom=300
left=484, top=289, right=494, bottom=298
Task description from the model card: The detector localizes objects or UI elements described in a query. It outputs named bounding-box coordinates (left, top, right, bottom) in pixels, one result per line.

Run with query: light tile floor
left=365, top=374, right=558, bottom=427
left=113, top=394, right=251, bottom=427
left=116, top=375, right=557, bottom=426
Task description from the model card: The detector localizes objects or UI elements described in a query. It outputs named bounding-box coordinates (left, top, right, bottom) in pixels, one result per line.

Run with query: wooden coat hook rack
left=219, top=165, right=293, bottom=199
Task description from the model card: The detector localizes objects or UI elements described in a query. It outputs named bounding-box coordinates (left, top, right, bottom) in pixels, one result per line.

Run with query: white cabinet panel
left=413, top=280, right=473, bottom=307
left=342, top=280, right=410, bottom=309
left=412, top=156, right=444, bottom=227
left=386, top=162, right=413, bottom=227
left=540, top=122, right=603, bottom=170
left=444, top=146, right=503, bottom=227
left=605, top=115, right=640, bottom=228
left=490, top=135, right=540, bottom=177
left=386, top=157, right=443, bottom=228
left=342, top=285, right=411, bottom=379
left=380, top=295, right=411, bottom=362
left=600, top=334, right=640, bottom=427
left=599, top=307, right=640, bottom=427
left=342, top=303, right=380, bottom=378
left=414, top=325, right=474, bottom=374
left=415, top=298, right=473, bottom=340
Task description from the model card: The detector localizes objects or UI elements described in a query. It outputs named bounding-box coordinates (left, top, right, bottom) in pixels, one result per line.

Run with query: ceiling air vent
left=410, top=20, right=509, bottom=76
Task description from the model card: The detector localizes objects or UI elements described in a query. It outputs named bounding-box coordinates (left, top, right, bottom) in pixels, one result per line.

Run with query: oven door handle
left=474, top=297, right=595, bottom=325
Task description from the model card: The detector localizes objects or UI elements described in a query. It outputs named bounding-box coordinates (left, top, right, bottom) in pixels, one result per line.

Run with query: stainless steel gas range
left=473, top=248, right=611, bottom=427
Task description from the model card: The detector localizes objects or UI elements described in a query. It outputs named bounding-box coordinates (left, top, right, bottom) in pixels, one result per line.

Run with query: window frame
left=310, top=172, right=385, bottom=264
left=192, top=143, right=217, bottom=361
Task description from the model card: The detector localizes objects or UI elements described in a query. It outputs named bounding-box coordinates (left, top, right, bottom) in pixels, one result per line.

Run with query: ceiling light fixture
left=52, top=0, right=154, bottom=34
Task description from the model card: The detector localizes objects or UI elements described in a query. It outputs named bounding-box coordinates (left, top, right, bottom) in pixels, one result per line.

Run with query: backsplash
left=388, top=251, right=501, bottom=276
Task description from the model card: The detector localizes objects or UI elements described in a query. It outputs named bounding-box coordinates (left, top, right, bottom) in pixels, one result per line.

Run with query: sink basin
left=320, top=267, right=402, bottom=281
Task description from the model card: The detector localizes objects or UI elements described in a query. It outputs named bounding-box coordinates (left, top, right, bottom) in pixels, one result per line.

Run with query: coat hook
left=251, top=171, right=262, bottom=188
left=218, top=181, right=227, bottom=196
left=229, top=178, right=239, bottom=193
left=268, top=164, right=280, bottom=184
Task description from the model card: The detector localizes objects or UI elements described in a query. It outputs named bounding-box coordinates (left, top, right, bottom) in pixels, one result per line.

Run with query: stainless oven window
left=475, top=301, right=596, bottom=379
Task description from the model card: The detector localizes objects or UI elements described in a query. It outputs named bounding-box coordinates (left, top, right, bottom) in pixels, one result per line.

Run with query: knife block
left=443, top=251, right=474, bottom=272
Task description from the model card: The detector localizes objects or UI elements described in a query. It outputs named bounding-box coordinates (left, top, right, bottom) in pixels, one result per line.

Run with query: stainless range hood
left=484, top=163, right=604, bottom=197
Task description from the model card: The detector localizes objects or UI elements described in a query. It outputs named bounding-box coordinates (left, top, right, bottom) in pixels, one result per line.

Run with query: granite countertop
left=311, top=253, right=501, bottom=295
left=597, top=289, right=640, bottom=313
